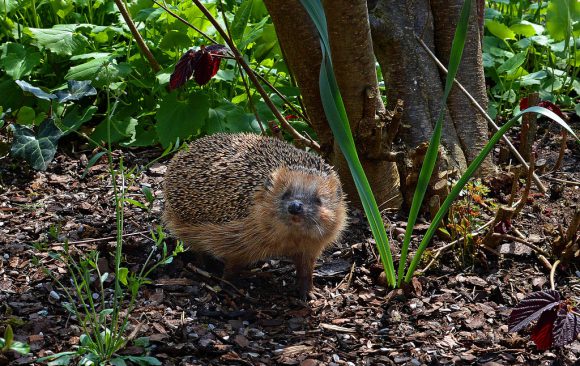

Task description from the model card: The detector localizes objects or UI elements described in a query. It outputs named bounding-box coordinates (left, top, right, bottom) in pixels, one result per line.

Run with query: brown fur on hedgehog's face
left=262, top=166, right=347, bottom=240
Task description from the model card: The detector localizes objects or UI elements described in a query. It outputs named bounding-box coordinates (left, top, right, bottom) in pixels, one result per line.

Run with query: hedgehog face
left=264, top=166, right=347, bottom=240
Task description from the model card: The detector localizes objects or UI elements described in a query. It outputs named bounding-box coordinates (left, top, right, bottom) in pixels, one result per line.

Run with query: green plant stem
left=404, top=106, right=578, bottom=283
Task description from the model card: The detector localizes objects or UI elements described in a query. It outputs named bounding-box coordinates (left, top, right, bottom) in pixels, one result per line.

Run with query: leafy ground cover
left=1, top=121, right=579, bottom=365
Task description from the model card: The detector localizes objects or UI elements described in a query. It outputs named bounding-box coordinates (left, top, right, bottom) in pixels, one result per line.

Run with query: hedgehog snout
left=287, top=200, right=304, bottom=215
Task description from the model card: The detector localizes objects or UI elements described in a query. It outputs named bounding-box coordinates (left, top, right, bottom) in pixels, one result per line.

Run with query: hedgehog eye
left=313, top=196, right=322, bottom=205
left=282, top=190, right=291, bottom=200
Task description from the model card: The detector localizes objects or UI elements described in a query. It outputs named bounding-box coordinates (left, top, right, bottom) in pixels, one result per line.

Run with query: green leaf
left=3, top=325, right=13, bottom=349
left=27, top=24, right=89, bottom=56
left=118, top=267, right=129, bottom=286
left=65, top=56, right=131, bottom=87
left=159, top=30, right=192, bottom=50
left=124, top=356, right=162, bottom=365
left=231, top=0, right=253, bottom=42
left=55, top=80, right=97, bottom=103
left=91, top=117, right=138, bottom=144
left=10, top=341, right=30, bottom=355
left=125, top=198, right=147, bottom=209
left=0, top=43, right=41, bottom=80
left=509, top=23, right=536, bottom=37
left=546, top=0, right=579, bottom=43
left=575, top=103, right=580, bottom=117
left=16, top=106, right=36, bottom=125
left=155, top=92, right=209, bottom=148
left=15, top=80, right=57, bottom=101
left=10, top=118, right=63, bottom=170
left=110, top=358, right=128, bottom=366
left=497, top=51, right=527, bottom=74
left=206, top=102, right=257, bottom=134
left=485, top=19, right=516, bottom=40
left=61, top=105, right=97, bottom=134
left=81, top=151, right=106, bottom=179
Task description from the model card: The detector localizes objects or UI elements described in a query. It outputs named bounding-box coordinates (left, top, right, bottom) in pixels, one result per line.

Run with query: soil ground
left=1, top=120, right=579, bottom=366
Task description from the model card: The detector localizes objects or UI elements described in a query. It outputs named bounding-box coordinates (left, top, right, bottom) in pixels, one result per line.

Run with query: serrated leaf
left=486, top=19, right=516, bottom=40
left=508, top=290, right=561, bottom=333
left=155, top=92, right=209, bottom=148
left=55, top=80, right=97, bottom=103
left=27, top=24, right=89, bottom=56
left=552, top=306, right=580, bottom=347
left=15, top=80, right=57, bottom=101
left=531, top=309, right=557, bottom=350
left=0, top=43, right=41, bottom=80
left=10, top=118, right=63, bottom=170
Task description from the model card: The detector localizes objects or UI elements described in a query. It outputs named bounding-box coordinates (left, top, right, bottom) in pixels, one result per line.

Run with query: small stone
left=49, top=291, right=60, bottom=301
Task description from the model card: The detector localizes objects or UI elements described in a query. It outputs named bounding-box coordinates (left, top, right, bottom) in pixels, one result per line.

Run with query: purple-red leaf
left=169, top=49, right=199, bottom=90
left=530, top=309, right=557, bottom=350
left=552, top=305, right=580, bottom=347
left=508, top=290, right=561, bottom=333
left=169, top=45, right=229, bottom=89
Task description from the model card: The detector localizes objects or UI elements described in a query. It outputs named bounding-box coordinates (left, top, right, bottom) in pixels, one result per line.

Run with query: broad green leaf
left=15, top=80, right=56, bottom=101
left=110, top=358, right=128, bottom=366
left=206, top=101, right=257, bottom=134
left=55, top=80, right=97, bottom=103
left=124, top=356, right=162, bottom=365
left=0, top=43, right=41, bottom=80
left=231, top=0, right=253, bottom=42
left=155, top=92, right=209, bottom=148
left=485, top=19, right=516, bottom=40
left=61, top=105, right=97, bottom=134
left=510, top=23, right=536, bottom=37
left=10, top=118, right=63, bottom=171
left=520, top=70, right=547, bottom=86
left=16, top=106, right=36, bottom=125
left=546, top=0, right=580, bottom=43
left=497, top=51, right=527, bottom=74
left=0, top=0, right=17, bottom=12
left=91, top=116, right=138, bottom=144
left=27, top=24, right=89, bottom=56
left=65, top=57, right=132, bottom=87
left=159, top=30, right=192, bottom=50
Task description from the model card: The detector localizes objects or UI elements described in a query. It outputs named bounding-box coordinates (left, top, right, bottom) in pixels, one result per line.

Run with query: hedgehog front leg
left=292, top=254, right=316, bottom=299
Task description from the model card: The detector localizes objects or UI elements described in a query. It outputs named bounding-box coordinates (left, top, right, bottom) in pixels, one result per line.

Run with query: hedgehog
left=162, top=133, right=347, bottom=298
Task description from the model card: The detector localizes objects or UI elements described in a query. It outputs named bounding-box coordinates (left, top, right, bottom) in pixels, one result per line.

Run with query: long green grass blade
left=397, top=0, right=473, bottom=286
left=300, top=0, right=397, bottom=286
left=404, top=106, right=578, bottom=282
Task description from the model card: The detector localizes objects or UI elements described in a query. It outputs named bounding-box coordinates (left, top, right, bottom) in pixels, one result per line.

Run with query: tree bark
left=431, top=0, right=492, bottom=173
left=323, top=0, right=401, bottom=209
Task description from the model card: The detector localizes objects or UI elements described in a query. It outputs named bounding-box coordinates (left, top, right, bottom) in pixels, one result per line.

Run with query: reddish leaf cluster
left=169, top=45, right=229, bottom=90
left=508, top=290, right=580, bottom=350
left=519, top=98, right=566, bottom=120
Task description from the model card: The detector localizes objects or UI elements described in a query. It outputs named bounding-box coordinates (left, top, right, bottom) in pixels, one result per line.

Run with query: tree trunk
left=266, top=0, right=402, bottom=209
left=266, top=0, right=490, bottom=209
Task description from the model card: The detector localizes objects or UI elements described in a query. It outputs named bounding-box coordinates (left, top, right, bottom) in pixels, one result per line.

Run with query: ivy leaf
left=15, top=80, right=57, bottom=101
left=27, top=24, right=89, bottom=56
left=0, top=43, right=41, bottom=80
left=10, top=118, right=63, bottom=170
left=155, top=92, right=209, bottom=148
left=55, top=80, right=97, bottom=103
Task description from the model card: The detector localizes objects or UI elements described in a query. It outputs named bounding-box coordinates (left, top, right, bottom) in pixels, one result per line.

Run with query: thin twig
left=114, top=0, right=161, bottom=72
left=550, top=259, right=560, bottom=290
left=414, top=34, right=547, bottom=193
left=490, top=234, right=550, bottom=257
left=152, top=0, right=218, bottom=44
left=190, top=0, right=319, bottom=151
left=542, top=176, right=580, bottom=186
left=553, top=130, right=568, bottom=172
